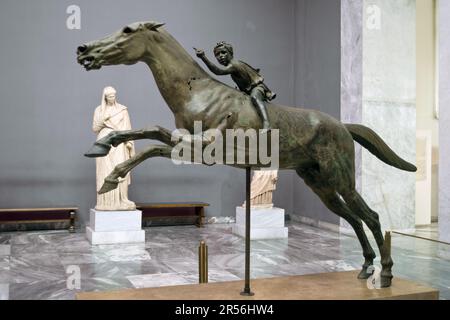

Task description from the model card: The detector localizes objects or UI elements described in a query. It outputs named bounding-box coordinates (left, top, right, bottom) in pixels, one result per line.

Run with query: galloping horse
left=77, top=21, right=417, bottom=287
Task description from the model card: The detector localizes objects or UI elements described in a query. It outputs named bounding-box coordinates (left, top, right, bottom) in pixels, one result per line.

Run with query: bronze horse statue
left=76, top=21, right=417, bottom=287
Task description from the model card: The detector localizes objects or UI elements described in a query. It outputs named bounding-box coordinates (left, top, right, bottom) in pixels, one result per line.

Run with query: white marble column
left=340, top=0, right=363, bottom=233
left=362, top=0, right=416, bottom=231
left=341, top=0, right=416, bottom=232
left=438, top=0, right=450, bottom=243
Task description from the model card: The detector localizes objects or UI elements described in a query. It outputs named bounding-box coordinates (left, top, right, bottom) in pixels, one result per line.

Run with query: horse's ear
left=145, top=22, right=165, bottom=31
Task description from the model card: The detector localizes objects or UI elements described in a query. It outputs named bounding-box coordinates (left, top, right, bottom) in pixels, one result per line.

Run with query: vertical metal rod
left=241, top=166, right=254, bottom=296
left=69, top=211, right=75, bottom=233
left=199, top=240, right=208, bottom=283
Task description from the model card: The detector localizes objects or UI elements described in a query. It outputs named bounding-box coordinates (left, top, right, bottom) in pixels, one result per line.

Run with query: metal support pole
left=69, top=211, right=76, bottom=233
left=241, top=166, right=254, bottom=296
left=199, top=240, right=208, bottom=283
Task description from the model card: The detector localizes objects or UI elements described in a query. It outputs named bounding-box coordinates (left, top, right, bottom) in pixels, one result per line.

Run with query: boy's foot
left=260, top=122, right=271, bottom=134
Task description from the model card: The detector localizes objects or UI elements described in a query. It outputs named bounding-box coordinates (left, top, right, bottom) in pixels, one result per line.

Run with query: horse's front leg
left=98, top=144, right=173, bottom=194
left=85, top=126, right=176, bottom=158
left=86, top=113, right=234, bottom=158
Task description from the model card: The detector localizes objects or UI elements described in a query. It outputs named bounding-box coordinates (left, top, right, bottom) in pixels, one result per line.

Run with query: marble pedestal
left=232, top=207, right=288, bottom=240
left=86, top=209, right=145, bottom=245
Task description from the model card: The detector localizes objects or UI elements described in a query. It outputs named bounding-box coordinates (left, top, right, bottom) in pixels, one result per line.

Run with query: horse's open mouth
left=78, top=55, right=101, bottom=70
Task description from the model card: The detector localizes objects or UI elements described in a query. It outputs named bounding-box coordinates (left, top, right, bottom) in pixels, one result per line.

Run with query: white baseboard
left=290, top=214, right=341, bottom=234
left=205, top=216, right=236, bottom=224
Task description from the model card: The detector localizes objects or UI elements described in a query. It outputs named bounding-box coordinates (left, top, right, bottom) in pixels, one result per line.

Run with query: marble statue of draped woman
left=242, top=170, right=278, bottom=208
left=93, top=87, right=136, bottom=211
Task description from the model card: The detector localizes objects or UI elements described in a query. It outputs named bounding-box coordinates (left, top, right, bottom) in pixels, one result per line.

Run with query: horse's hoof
left=380, top=275, right=393, bottom=288
left=98, top=178, right=119, bottom=194
left=357, top=268, right=372, bottom=279
left=84, top=142, right=111, bottom=158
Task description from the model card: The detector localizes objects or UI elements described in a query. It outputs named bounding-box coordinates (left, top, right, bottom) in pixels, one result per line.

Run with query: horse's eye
left=122, top=26, right=134, bottom=34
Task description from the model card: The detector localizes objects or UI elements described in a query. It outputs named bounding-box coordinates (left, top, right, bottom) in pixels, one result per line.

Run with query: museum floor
left=0, top=222, right=449, bottom=300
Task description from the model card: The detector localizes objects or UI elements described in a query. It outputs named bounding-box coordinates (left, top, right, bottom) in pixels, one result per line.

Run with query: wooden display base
left=76, top=271, right=439, bottom=300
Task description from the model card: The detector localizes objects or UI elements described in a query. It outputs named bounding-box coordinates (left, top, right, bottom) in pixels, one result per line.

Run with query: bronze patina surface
left=77, top=21, right=417, bottom=287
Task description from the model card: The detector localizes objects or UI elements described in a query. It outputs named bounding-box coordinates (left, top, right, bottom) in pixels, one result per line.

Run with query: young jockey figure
left=195, top=42, right=276, bottom=132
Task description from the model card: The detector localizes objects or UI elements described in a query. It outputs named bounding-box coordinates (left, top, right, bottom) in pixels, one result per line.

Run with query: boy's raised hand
left=193, top=47, right=205, bottom=58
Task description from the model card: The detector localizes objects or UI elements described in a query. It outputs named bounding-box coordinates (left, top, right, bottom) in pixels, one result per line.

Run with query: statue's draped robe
left=244, top=170, right=278, bottom=207
left=93, top=104, right=135, bottom=211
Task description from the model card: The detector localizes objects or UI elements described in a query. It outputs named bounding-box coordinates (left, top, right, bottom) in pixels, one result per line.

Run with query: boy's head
left=214, top=41, right=233, bottom=66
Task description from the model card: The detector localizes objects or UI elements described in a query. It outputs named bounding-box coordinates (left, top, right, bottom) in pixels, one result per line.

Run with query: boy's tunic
left=231, top=60, right=276, bottom=101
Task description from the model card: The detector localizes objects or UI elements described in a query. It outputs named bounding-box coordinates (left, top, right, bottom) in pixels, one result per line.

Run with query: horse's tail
left=345, top=124, right=417, bottom=172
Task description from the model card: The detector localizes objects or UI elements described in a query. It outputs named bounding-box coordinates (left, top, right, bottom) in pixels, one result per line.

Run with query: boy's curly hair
left=213, top=41, right=234, bottom=57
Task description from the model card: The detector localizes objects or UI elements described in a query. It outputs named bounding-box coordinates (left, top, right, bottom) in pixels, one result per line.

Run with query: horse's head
left=77, top=21, right=165, bottom=70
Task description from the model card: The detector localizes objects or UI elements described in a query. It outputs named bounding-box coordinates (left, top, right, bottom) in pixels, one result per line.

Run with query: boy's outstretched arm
left=194, top=48, right=232, bottom=76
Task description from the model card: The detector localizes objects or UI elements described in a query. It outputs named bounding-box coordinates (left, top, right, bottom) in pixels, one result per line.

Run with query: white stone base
left=86, top=209, right=145, bottom=245
left=86, top=227, right=145, bottom=245
left=232, top=207, right=288, bottom=240
left=232, top=225, right=288, bottom=240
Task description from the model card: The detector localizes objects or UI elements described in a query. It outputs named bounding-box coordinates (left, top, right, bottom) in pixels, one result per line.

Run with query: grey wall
left=0, top=0, right=296, bottom=226
left=291, top=0, right=342, bottom=225
left=0, top=0, right=346, bottom=229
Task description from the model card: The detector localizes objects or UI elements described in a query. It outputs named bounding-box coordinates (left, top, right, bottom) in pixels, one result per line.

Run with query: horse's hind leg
left=98, top=144, right=173, bottom=194
left=341, top=190, right=393, bottom=287
left=297, top=170, right=376, bottom=279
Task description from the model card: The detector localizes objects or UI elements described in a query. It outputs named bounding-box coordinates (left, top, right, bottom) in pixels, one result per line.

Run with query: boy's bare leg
left=250, top=88, right=271, bottom=132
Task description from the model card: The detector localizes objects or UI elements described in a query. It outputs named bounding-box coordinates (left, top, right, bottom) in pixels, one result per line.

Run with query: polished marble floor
left=0, top=222, right=449, bottom=300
